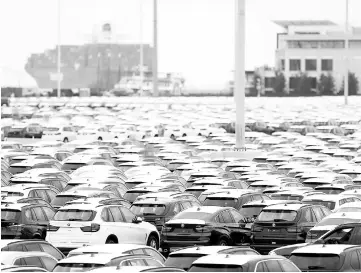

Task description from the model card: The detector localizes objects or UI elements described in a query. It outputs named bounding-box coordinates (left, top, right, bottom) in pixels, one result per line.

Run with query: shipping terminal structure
left=25, top=23, right=185, bottom=96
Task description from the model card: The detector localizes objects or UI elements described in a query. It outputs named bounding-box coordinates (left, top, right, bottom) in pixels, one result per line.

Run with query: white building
left=273, top=20, right=361, bottom=93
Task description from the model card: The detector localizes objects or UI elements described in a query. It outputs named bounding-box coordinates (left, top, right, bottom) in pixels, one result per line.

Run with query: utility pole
left=153, top=0, right=159, bottom=97
left=57, top=0, right=61, bottom=97
left=344, top=0, right=349, bottom=105
left=234, top=0, right=246, bottom=151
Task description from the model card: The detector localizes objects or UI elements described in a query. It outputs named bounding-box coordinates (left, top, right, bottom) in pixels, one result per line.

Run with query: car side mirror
left=132, top=216, right=143, bottom=224
left=238, top=219, right=246, bottom=227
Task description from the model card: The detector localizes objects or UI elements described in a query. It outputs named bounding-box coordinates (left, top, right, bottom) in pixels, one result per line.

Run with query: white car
left=46, top=203, right=160, bottom=252
left=42, top=126, right=77, bottom=143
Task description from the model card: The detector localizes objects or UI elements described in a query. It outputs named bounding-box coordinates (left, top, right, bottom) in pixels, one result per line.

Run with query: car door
left=119, top=206, right=148, bottom=244
left=31, top=206, right=49, bottom=231
left=227, top=209, right=250, bottom=244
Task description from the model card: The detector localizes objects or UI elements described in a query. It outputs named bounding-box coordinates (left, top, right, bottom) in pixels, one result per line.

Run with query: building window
left=264, top=77, right=275, bottom=89
left=280, top=59, right=285, bottom=71
left=289, top=59, right=301, bottom=71
left=349, top=40, right=361, bottom=49
left=287, top=41, right=318, bottom=49
left=310, top=77, right=317, bottom=89
left=305, top=59, right=317, bottom=71
left=320, top=40, right=344, bottom=49
left=289, top=77, right=300, bottom=90
left=321, top=59, right=333, bottom=71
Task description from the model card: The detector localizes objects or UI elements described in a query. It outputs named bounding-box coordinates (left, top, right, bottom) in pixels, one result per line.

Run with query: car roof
left=302, top=194, right=349, bottom=201
left=322, top=212, right=361, bottom=220
left=206, top=189, right=255, bottom=199
left=242, top=200, right=301, bottom=207
left=180, top=206, right=224, bottom=214
left=191, top=254, right=281, bottom=266
left=1, top=203, right=33, bottom=210
left=0, top=251, right=56, bottom=261
left=263, top=203, right=309, bottom=211
left=292, top=244, right=359, bottom=255
left=68, top=244, right=154, bottom=255
left=0, top=240, right=23, bottom=249
left=57, top=253, right=148, bottom=264
left=169, top=246, right=241, bottom=256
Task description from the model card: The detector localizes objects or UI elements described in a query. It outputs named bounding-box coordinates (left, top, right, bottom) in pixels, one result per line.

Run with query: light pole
left=139, top=0, right=144, bottom=95
left=153, top=0, right=159, bottom=97
left=234, top=0, right=246, bottom=151
left=344, top=0, right=349, bottom=105
left=57, top=0, right=61, bottom=97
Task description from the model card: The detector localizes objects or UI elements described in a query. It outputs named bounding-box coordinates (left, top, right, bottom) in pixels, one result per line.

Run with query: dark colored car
left=270, top=223, right=361, bottom=258
left=251, top=203, right=331, bottom=254
left=290, top=245, right=361, bottom=272
left=1, top=239, right=65, bottom=260
left=7, top=124, right=43, bottom=139
left=203, top=190, right=271, bottom=210
left=130, top=198, right=201, bottom=231
left=1, top=203, right=55, bottom=239
left=161, top=206, right=251, bottom=253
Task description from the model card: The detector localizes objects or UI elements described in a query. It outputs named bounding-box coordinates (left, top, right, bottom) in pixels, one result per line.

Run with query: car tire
left=105, top=236, right=118, bottom=244
left=63, top=137, right=68, bottom=143
left=217, top=238, right=229, bottom=246
left=98, top=137, right=103, bottom=141
left=147, top=234, right=159, bottom=249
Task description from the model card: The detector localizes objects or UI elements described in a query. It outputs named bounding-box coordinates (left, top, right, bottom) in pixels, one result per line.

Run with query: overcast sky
left=1, top=0, right=360, bottom=88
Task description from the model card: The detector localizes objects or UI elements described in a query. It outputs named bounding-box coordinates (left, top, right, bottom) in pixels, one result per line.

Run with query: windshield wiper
left=143, top=213, right=157, bottom=216
left=67, top=218, right=84, bottom=221
left=273, top=218, right=287, bottom=222
left=308, top=266, right=325, bottom=269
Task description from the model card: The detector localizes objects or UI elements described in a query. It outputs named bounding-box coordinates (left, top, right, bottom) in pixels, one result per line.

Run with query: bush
left=290, top=73, right=316, bottom=96
left=273, top=71, right=286, bottom=96
left=339, top=72, right=360, bottom=96
left=317, top=73, right=336, bottom=95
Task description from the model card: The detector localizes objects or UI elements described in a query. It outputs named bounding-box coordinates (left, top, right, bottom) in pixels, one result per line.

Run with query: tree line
left=249, top=71, right=360, bottom=97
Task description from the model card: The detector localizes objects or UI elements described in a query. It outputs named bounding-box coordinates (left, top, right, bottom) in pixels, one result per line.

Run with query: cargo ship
left=25, top=23, right=154, bottom=95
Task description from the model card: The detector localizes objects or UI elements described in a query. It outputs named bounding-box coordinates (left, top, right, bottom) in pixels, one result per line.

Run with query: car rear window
left=173, top=211, right=212, bottom=221
left=130, top=204, right=166, bottom=216
left=53, top=263, right=104, bottom=272
left=258, top=210, right=298, bottom=222
left=124, top=192, right=149, bottom=203
left=1, top=209, right=21, bottom=221
left=290, top=254, right=340, bottom=271
left=189, top=264, right=243, bottom=272
left=51, top=195, right=84, bottom=207
left=239, top=206, right=265, bottom=218
left=62, top=163, right=87, bottom=171
left=302, top=200, right=336, bottom=210
left=9, top=166, right=30, bottom=174
left=203, top=197, right=238, bottom=208
left=53, top=209, right=96, bottom=221
left=165, top=254, right=206, bottom=269
left=272, top=195, right=303, bottom=201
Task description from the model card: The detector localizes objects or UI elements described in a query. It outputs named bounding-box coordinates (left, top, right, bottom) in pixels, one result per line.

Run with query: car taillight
left=47, top=225, right=60, bottom=231
left=80, top=223, right=100, bottom=232
left=287, top=226, right=303, bottom=233
left=194, top=225, right=212, bottom=233
left=161, top=226, right=172, bottom=233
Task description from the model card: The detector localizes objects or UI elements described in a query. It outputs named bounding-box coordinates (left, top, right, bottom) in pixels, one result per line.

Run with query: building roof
left=273, top=20, right=336, bottom=28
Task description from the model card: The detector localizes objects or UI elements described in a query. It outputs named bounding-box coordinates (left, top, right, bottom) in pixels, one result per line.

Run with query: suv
left=251, top=203, right=331, bottom=254
left=131, top=198, right=201, bottom=231
left=1, top=203, right=55, bottom=239
left=46, top=203, right=160, bottom=254
left=161, top=206, right=251, bottom=254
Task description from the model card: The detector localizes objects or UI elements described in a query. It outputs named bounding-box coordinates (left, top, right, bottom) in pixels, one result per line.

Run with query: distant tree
left=272, top=71, right=286, bottom=96
left=293, top=73, right=315, bottom=96
left=317, top=73, right=336, bottom=95
left=339, top=72, right=360, bottom=96
left=249, top=72, right=261, bottom=96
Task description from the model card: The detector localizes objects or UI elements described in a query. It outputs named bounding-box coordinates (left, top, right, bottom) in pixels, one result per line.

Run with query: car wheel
left=63, top=137, right=69, bottom=143
left=98, top=137, right=103, bottom=141
left=105, top=236, right=117, bottom=244
left=147, top=234, right=159, bottom=249
left=217, top=238, right=228, bottom=246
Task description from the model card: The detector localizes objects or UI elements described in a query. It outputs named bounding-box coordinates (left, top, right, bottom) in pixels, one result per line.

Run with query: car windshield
left=1, top=209, right=21, bottom=221
left=302, top=200, right=336, bottom=210
left=272, top=195, right=303, bottom=201
left=53, top=209, right=96, bottom=221
left=203, top=198, right=238, bottom=208
left=317, top=217, right=361, bottom=227
left=130, top=204, right=166, bottom=216
left=258, top=210, right=298, bottom=222
left=189, top=264, right=243, bottom=272
left=165, top=254, right=206, bottom=269
left=185, top=190, right=204, bottom=198
left=53, top=263, right=104, bottom=272
left=290, top=254, right=340, bottom=271
left=173, top=211, right=212, bottom=221
left=239, top=206, right=264, bottom=218
left=62, top=163, right=87, bottom=171
left=51, top=195, right=84, bottom=207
